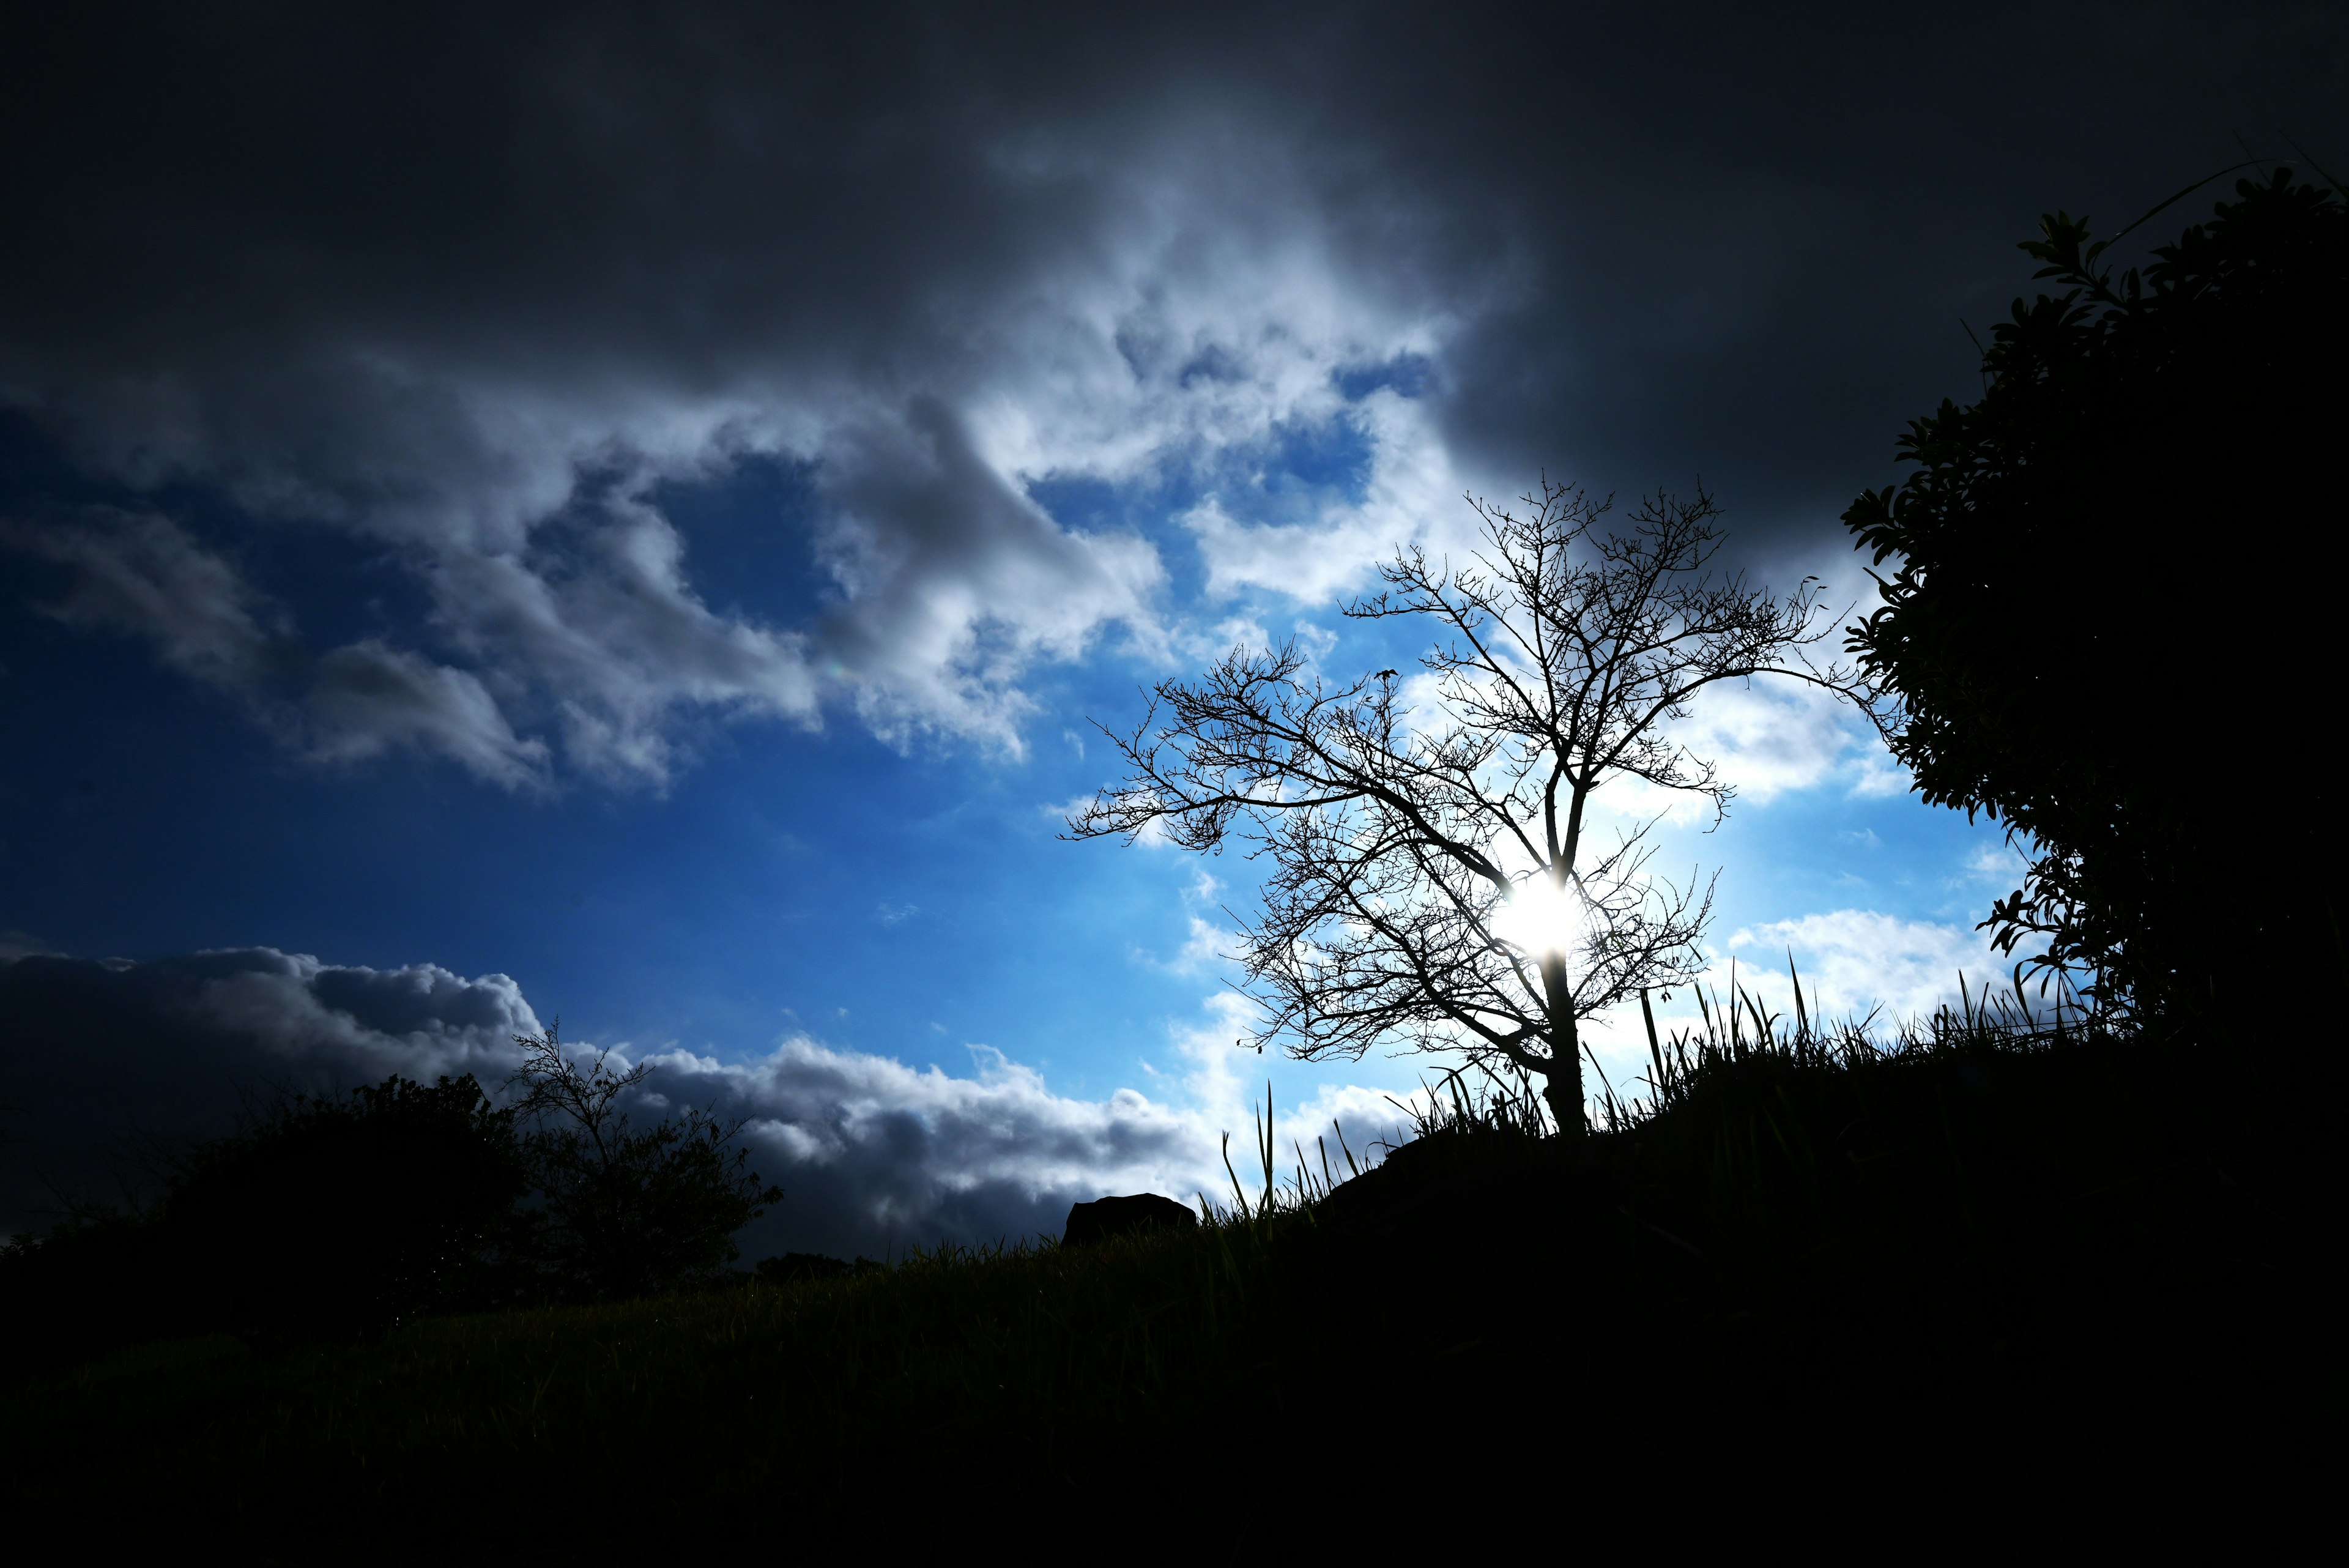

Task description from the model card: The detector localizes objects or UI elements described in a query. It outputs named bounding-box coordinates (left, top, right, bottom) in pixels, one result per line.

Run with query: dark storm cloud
left=1385, top=7, right=2349, bottom=533
left=1, top=1, right=2340, bottom=778
left=3, top=2, right=1359, bottom=773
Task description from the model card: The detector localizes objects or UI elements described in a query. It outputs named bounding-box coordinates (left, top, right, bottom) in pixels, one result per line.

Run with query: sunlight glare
left=1493, top=875, right=1589, bottom=958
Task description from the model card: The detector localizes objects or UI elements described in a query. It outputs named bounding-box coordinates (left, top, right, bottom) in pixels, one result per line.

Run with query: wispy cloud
left=2, top=509, right=549, bottom=787
left=2, top=508, right=283, bottom=691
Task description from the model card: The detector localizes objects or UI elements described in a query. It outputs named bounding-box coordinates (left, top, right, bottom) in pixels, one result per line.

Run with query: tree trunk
left=1540, top=951, right=1584, bottom=1140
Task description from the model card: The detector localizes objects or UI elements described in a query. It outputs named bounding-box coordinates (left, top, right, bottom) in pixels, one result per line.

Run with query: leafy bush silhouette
left=0, top=1205, right=165, bottom=1369
left=1845, top=166, right=2349, bottom=1017
left=507, top=1026, right=781, bottom=1302
left=161, top=1074, right=529, bottom=1343
left=1, top=1073, right=525, bottom=1361
left=5, top=1031, right=785, bottom=1364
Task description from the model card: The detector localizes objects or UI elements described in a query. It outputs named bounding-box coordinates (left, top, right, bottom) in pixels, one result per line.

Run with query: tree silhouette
left=507, top=1025, right=781, bottom=1300
left=1844, top=166, right=2349, bottom=1017
left=1071, top=482, right=1857, bottom=1135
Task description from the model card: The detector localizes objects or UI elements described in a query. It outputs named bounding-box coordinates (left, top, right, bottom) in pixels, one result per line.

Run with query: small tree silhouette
left=507, top=1024, right=780, bottom=1300
left=1070, top=481, right=1860, bottom=1136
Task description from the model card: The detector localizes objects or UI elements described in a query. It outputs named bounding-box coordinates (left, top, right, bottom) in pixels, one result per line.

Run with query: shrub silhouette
left=1845, top=167, right=2349, bottom=1016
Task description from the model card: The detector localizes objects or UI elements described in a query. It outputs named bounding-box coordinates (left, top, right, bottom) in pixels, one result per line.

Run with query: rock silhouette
left=754, top=1253, right=856, bottom=1285
left=1062, top=1194, right=1197, bottom=1248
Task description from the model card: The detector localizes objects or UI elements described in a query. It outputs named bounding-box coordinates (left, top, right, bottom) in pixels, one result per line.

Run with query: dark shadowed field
left=2, top=1014, right=2325, bottom=1551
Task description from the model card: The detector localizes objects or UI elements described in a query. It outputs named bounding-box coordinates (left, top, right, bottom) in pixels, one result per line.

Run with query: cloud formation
left=645, top=1038, right=1212, bottom=1258
left=7, top=4, right=2326, bottom=787
left=0, top=6, right=1463, bottom=781
left=816, top=399, right=1165, bottom=751
left=1, top=508, right=282, bottom=690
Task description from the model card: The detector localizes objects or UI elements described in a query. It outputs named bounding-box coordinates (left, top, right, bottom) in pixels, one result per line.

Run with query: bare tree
left=1068, top=481, right=1858, bottom=1139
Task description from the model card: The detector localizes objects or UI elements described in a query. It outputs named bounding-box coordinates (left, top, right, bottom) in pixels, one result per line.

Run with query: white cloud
left=1132, top=870, right=1235, bottom=976
left=5, top=214, right=1465, bottom=781
left=1182, top=393, right=1481, bottom=605
left=2, top=78, right=1479, bottom=785
left=1962, top=840, right=2029, bottom=886
left=1668, top=678, right=1868, bottom=804
left=815, top=399, right=1166, bottom=753
left=649, top=1036, right=1215, bottom=1251
left=1512, top=676, right=1867, bottom=844
left=421, top=498, right=823, bottom=785
left=1171, top=916, right=1229, bottom=973
left=1723, top=908, right=2008, bottom=1027
left=1848, top=746, right=1912, bottom=798
left=194, top=951, right=542, bottom=1075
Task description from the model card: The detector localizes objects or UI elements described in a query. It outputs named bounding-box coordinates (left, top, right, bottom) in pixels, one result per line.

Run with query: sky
left=2, top=1, right=2342, bottom=1257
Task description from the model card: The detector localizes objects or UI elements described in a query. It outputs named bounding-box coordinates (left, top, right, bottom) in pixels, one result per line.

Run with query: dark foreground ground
left=1, top=1025, right=2332, bottom=1550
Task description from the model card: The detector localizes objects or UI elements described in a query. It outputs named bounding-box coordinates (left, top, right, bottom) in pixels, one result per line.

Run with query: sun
left=1491, top=875, right=1589, bottom=959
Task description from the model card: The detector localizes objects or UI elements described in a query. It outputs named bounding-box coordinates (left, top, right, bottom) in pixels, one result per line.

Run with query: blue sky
left=1, top=2, right=2337, bottom=1254
left=0, top=384, right=2024, bottom=1252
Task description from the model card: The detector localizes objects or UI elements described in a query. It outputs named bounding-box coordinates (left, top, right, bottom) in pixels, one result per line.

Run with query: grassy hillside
left=3, top=1005, right=2326, bottom=1548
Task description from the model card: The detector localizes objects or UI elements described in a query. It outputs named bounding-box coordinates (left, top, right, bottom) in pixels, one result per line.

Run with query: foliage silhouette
left=1844, top=166, right=2349, bottom=1018
left=1071, top=481, right=1861, bottom=1134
